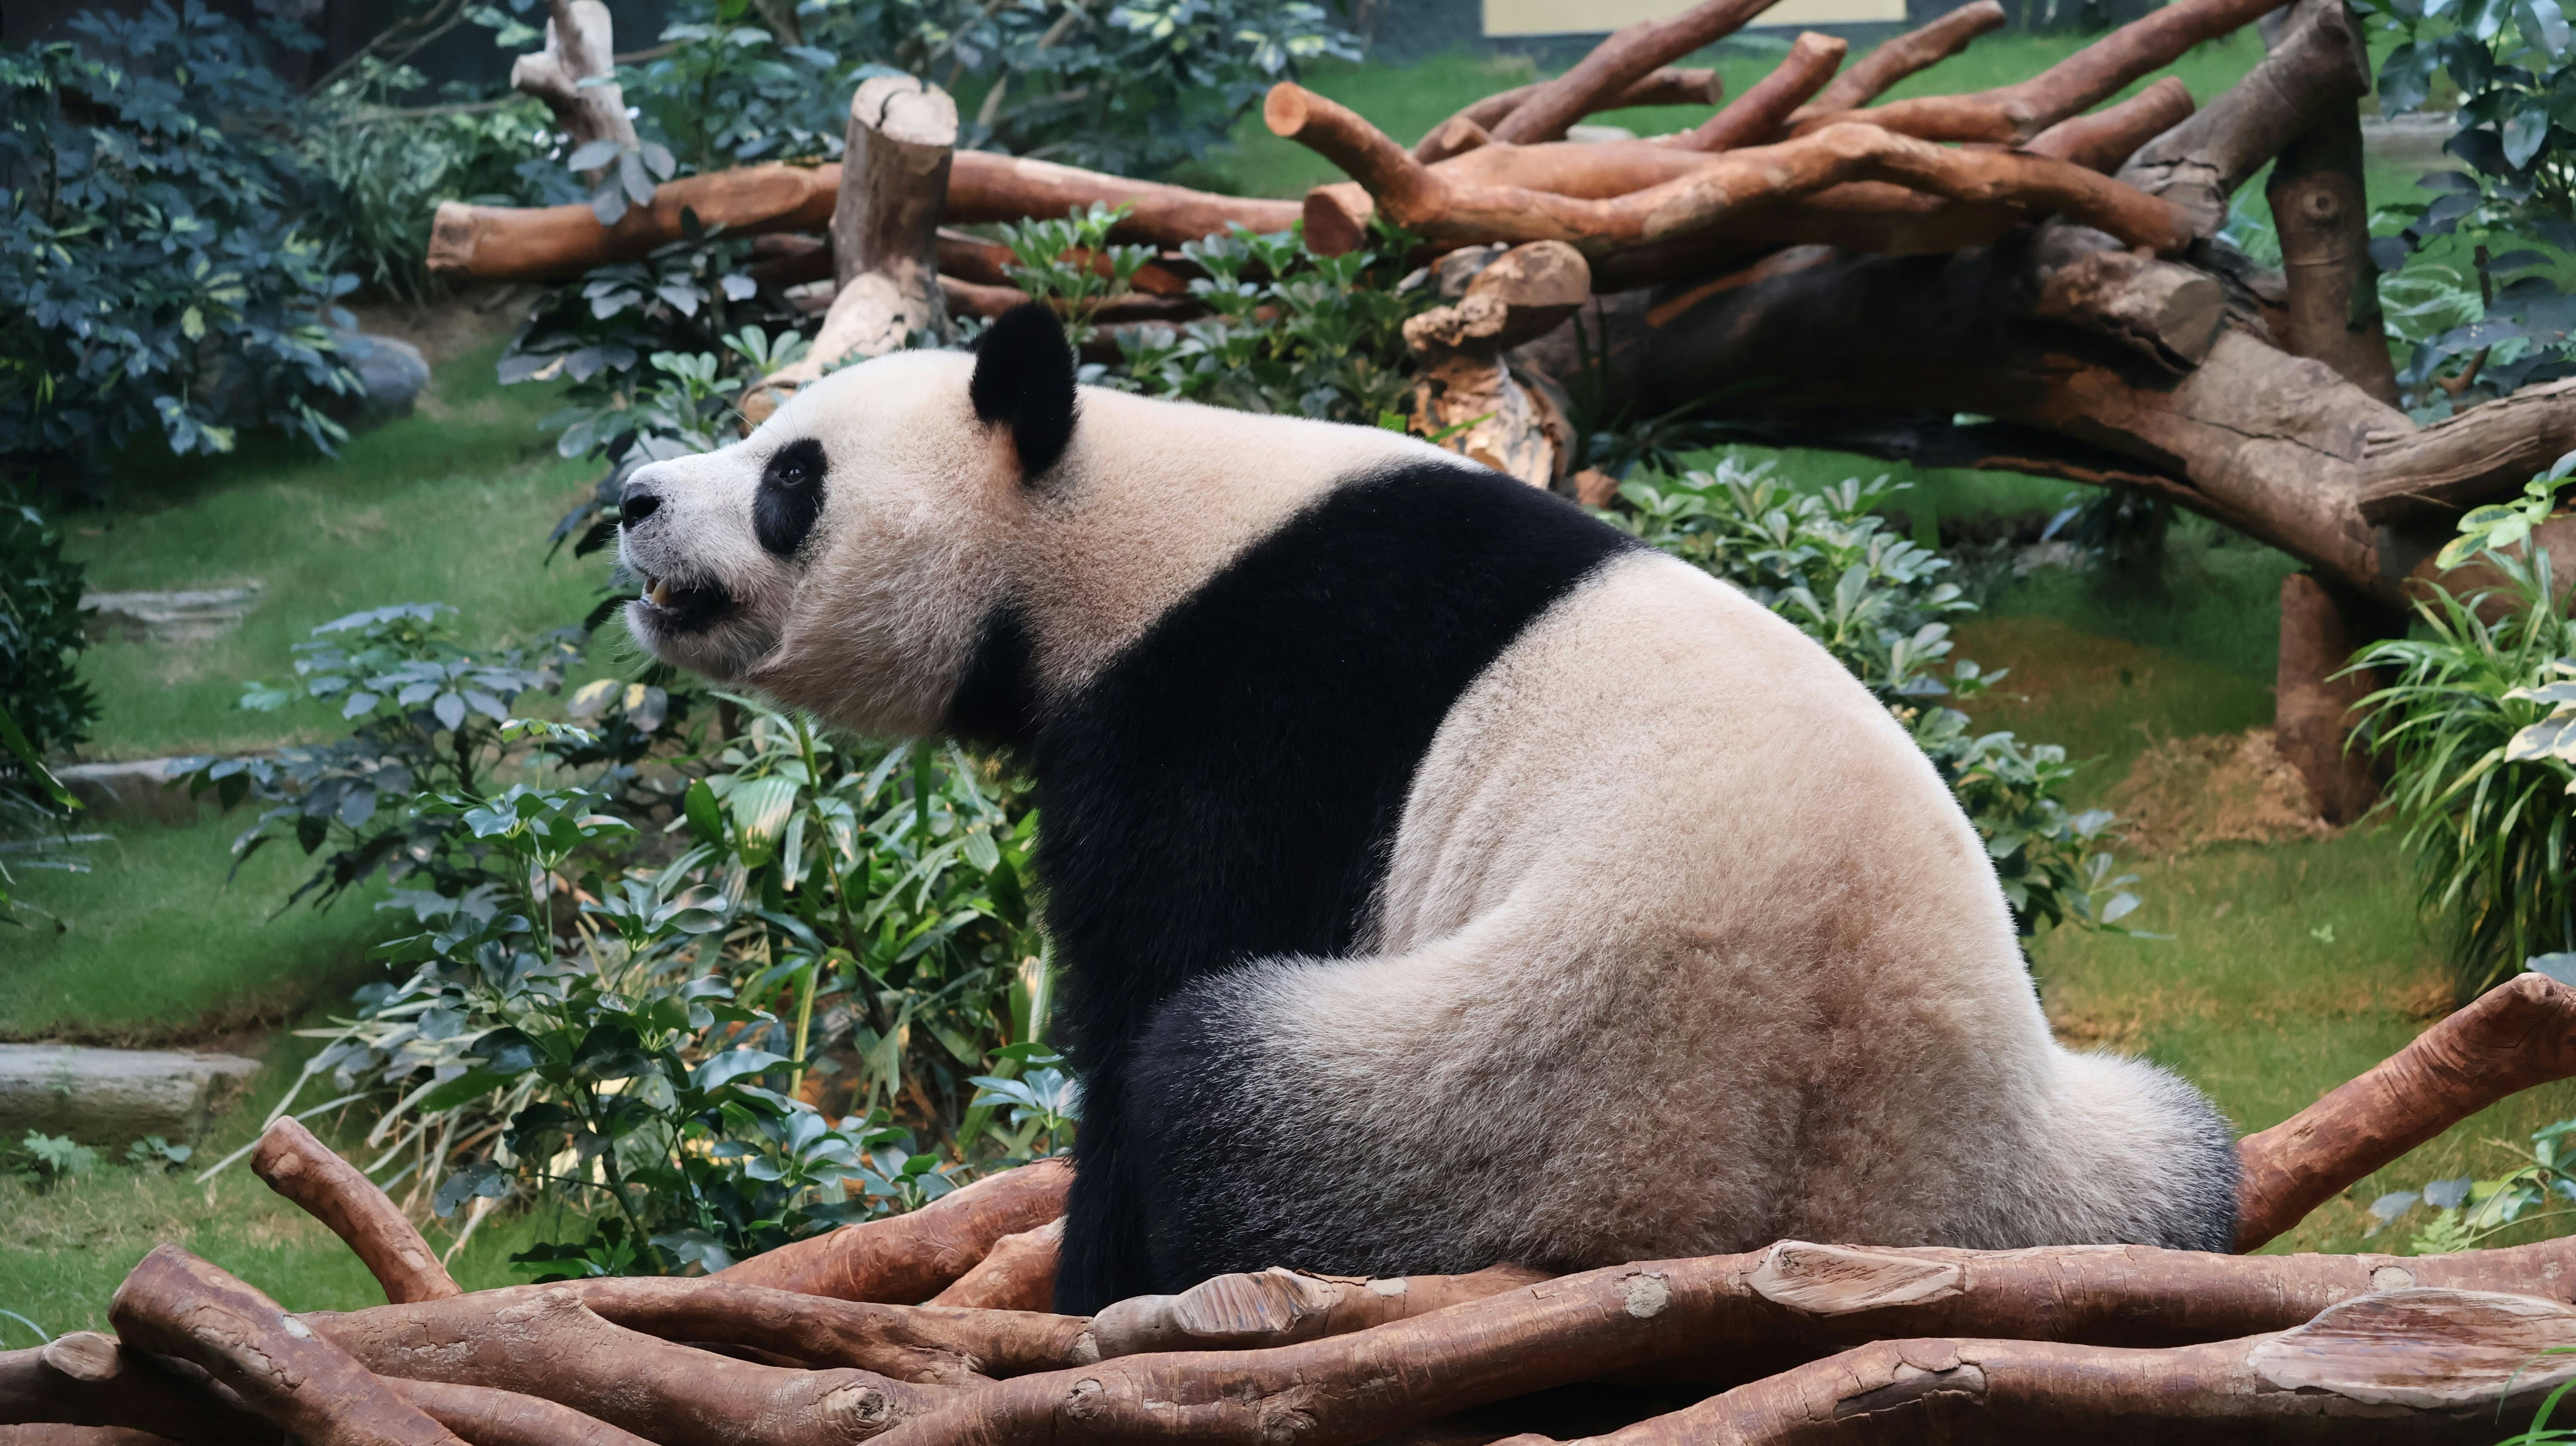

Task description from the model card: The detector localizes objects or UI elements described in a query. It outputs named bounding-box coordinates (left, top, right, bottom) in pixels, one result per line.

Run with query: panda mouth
left=636, top=573, right=732, bottom=634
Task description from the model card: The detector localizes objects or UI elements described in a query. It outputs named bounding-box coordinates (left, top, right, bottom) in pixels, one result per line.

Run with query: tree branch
left=1674, top=32, right=1846, bottom=152
left=1792, top=0, right=2008, bottom=119
left=1488, top=0, right=1788, bottom=145
left=711, top=1158, right=1071, bottom=1303
left=252, top=1117, right=459, bottom=1306
left=1416, top=68, right=1721, bottom=164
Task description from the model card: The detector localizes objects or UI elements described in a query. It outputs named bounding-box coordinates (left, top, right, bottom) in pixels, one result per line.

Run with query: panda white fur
left=618, top=303, right=2239, bottom=1315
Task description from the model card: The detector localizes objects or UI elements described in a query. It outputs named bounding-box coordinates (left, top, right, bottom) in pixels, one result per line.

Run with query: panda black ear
left=970, top=301, right=1078, bottom=480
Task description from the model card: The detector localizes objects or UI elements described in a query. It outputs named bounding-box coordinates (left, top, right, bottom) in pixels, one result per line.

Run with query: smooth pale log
left=1490, top=1291, right=2576, bottom=1445
left=252, top=1116, right=460, bottom=1305
left=927, top=1218, right=1064, bottom=1313
left=1090, top=1264, right=1554, bottom=1359
left=306, top=1288, right=939, bottom=1446
left=0, top=1335, right=269, bottom=1444
left=1414, top=67, right=1721, bottom=163
left=713, top=1158, right=1073, bottom=1303
left=387, top=1380, right=659, bottom=1446
left=1794, top=0, right=2297, bottom=143
left=428, top=154, right=1295, bottom=281
left=512, top=0, right=636, bottom=155
left=1270, top=84, right=2196, bottom=258
left=1488, top=0, right=1786, bottom=145
left=1792, top=0, right=2008, bottom=119
left=2022, top=76, right=2196, bottom=173
left=107, top=1245, right=466, bottom=1446
left=1673, top=32, right=1846, bottom=152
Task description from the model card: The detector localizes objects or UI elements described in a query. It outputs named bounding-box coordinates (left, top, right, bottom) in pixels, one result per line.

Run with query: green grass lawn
left=64, top=338, right=609, bottom=761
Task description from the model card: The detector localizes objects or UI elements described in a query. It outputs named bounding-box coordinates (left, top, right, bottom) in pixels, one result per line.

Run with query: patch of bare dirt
left=346, top=286, right=535, bottom=367
left=2104, top=728, right=2335, bottom=858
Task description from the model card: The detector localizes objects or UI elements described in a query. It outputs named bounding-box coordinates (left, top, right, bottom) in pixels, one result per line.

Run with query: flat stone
left=82, top=584, right=261, bottom=644
left=327, top=328, right=432, bottom=418
left=2363, top=111, right=2461, bottom=172
left=0, top=1044, right=260, bottom=1148
left=54, top=757, right=200, bottom=826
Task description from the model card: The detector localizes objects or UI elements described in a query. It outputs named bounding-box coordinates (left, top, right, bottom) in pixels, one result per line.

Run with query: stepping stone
left=82, top=584, right=262, bottom=644
left=0, top=1044, right=260, bottom=1148
left=54, top=757, right=200, bottom=826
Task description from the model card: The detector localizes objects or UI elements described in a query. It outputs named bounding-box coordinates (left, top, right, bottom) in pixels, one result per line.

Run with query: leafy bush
left=1102, top=220, right=1430, bottom=424
left=0, top=496, right=96, bottom=790
left=0, top=2, right=358, bottom=481
left=2356, top=0, right=2576, bottom=417
left=176, top=603, right=594, bottom=910
left=192, top=601, right=1054, bottom=1272
left=2355, top=469, right=2576, bottom=993
left=2365, top=1111, right=2576, bottom=1252
left=1607, top=459, right=2139, bottom=937
left=301, top=61, right=559, bottom=304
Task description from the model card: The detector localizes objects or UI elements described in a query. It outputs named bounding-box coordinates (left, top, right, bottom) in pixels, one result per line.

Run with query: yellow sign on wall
left=1483, top=0, right=1908, bottom=35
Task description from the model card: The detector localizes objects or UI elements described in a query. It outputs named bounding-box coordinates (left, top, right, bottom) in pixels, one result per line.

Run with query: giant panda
left=617, top=302, right=2240, bottom=1315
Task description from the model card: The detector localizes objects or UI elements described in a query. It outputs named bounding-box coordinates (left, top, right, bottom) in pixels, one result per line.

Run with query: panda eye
left=764, top=437, right=825, bottom=491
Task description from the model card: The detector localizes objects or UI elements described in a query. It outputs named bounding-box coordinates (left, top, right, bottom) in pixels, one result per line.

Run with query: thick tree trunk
left=2264, top=15, right=2402, bottom=404
left=2274, top=571, right=2397, bottom=826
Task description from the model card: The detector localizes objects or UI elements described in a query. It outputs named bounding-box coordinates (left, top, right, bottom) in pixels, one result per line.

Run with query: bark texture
left=251, top=1117, right=459, bottom=1306
left=511, top=0, right=635, bottom=155
left=713, top=1158, right=1074, bottom=1302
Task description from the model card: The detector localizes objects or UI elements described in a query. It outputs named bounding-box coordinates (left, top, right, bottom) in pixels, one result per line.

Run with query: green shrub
left=1606, top=458, right=2139, bottom=938
left=301, top=61, right=558, bottom=304
left=0, top=496, right=96, bottom=787
left=2354, top=470, right=2576, bottom=995
left=0, top=3, right=358, bottom=482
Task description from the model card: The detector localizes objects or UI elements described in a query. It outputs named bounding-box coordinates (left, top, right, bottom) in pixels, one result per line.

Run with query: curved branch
left=1792, top=0, right=2008, bottom=120
left=1795, top=0, right=2290, bottom=143
left=252, top=1117, right=460, bottom=1306
left=2237, top=969, right=2576, bottom=1250
left=2356, top=377, right=2576, bottom=523
left=2116, top=0, right=2371, bottom=234
left=1416, top=68, right=1720, bottom=163
left=1271, top=85, right=2195, bottom=257
left=711, top=1158, right=1072, bottom=1303
left=1674, top=32, right=1846, bottom=152
left=2022, top=76, right=2196, bottom=172
left=1488, top=0, right=1786, bottom=145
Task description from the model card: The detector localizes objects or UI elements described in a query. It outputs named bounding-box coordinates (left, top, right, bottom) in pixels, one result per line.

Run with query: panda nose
left=620, top=483, right=662, bottom=526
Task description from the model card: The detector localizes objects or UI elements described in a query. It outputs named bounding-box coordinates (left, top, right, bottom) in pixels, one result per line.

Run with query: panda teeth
left=646, top=577, right=672, bottom=608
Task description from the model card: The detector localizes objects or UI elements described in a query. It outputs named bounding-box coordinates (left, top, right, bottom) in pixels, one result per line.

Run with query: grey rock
left=55, top=757, right=200, bottom=826
left=81, top=583, right=261, bottom=644
left=2363, top=111, right=2461, bottom=171
left=327, top=328, right=432, bottom=418
left=0, top=1044, right=260, bottom=1148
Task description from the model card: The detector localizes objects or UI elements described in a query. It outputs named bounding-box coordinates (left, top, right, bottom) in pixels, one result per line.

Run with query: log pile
left=13, top=971, right=2576, bottom=1443
left=437, top=0, right=2576, bottom=804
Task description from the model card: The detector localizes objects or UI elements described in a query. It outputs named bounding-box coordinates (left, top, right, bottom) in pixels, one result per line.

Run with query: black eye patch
left=754, top=436, right=828, bottom=559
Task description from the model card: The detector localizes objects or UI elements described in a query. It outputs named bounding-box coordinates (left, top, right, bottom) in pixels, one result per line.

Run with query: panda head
left=617, top=301, right=1076, bottom=735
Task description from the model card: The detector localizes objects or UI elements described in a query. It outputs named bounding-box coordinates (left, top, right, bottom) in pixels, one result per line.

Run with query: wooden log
left=1490, top=1291, right=2576, bottom=1445
left=1487, top=0, right=1786, bottom=146
left=2116, top=0, right=2371, bottom=236
left=2357, top=377, right=2576, bottom=523
left=2022, top=76, right=2197, bottom=172
left=1090, top=1264, right=1551, bottom=1359
left=856, top=1244, right=2576, bottom=1446
left=1271, top=85, right=2196, bottom=258
left=1673, top=32, right=1846, bottom=152
left=2273, top=572, right=2399, bottom=827
left=107, top=1245, right=466, bottom=1446
left=712, top=1158, right=1072, bottom=1303
left=1415, top=68, right=1721, bottom=163
left=387, top=1380, right=659, bottom=1446
left=2267, top=100, right=2401, bottom=404
left=0, top=1336, right=269, bottom=1445
left=1792, top=0, right=2008, bottom=120
left=2237, top=969, right=2576, bottom=1249
left=306, top=1288, right=940, bottom=1446
left=1402, top=241, right=1592, bottom=486
left=1794, top=0, right=2293, bottom=143
left=744, top=76, right=958, bottom=422
left=511, top=0, right=635, bottom=155
left=927, top=1219, right=1064, bottom=1313
left=2030, top=247, right=2227, bottom=370
left=251, top=1116, right=460, bottom=1306
left=428, top=154, right=1294, bottom=282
